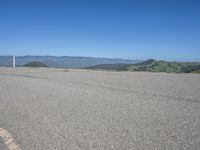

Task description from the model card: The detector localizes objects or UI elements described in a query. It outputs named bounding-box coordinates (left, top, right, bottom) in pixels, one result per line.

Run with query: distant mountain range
left=86, top=59, right=200, bottom=73
left=0, top=56, right=140, bottom=68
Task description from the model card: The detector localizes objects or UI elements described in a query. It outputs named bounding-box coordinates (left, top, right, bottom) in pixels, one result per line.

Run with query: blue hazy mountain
left=0, top=56, right=140, bottom=68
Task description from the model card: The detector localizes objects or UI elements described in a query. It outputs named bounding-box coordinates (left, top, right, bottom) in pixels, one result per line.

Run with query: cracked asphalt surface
left=0, top=67, right=200, bottom=150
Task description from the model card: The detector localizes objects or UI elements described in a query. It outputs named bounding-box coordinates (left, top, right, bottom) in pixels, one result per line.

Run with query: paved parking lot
left=0, top=68, right=200, bottom=150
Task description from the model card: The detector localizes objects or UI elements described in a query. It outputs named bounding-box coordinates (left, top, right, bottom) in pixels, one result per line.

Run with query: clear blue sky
left=0, top=0, right=200, bottom=61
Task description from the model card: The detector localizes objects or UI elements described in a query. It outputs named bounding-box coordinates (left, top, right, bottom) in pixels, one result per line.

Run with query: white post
left=13, top=56, right=15, bottom=67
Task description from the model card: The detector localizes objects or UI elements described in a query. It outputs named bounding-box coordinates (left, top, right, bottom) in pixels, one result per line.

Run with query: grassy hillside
left=85, top=64, right=129, bottom=71
left=23, top=61, right=48, bottom=67
left=86, top=59, right=200, bottom=73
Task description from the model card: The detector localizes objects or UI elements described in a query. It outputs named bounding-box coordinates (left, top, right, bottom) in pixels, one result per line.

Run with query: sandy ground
left=0, top=67, right=200, bottom=150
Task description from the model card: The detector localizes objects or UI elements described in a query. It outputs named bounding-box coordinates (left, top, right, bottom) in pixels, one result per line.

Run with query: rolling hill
left=86, top=59, right=200, bottom=73
left=23, top=61, right=48, bottom=67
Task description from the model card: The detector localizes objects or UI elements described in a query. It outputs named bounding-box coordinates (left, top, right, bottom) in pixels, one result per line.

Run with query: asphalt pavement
left=0, top=68, right=200, bottom=150
left=0, top=140, right=7, bottom=150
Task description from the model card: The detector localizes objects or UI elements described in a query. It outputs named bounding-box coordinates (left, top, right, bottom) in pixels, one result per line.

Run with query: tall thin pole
left=13, top=56, right=15, bottom=67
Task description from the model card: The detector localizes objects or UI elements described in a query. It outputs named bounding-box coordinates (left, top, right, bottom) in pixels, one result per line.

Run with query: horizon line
left=0, top=55, right=200, bottom=62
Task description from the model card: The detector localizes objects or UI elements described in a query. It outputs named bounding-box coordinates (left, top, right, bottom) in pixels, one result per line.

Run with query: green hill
left=86, top=59, right=200, bottom=73
left=23, top=61, right=48, bottom=68
left=85, top=64, right=129, bottom=71
left=128, top=59, right=200, bottom=73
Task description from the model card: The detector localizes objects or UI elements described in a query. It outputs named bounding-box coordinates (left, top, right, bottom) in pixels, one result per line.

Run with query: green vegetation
left=86, top=59, right=200, bottom=73
left=23, top=61, right=48, bottom=68
left=128, top=59, right=181, bottom=73
left=85, top=64, right=129, bottom=71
